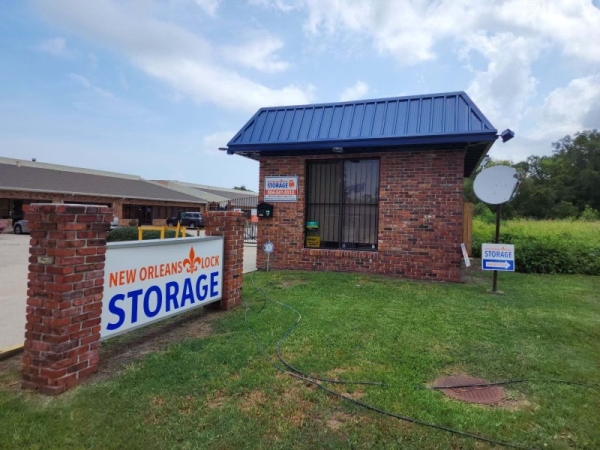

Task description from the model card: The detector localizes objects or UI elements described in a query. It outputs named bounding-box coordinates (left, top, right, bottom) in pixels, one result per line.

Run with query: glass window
left=306, top=159, right=379, bottom=250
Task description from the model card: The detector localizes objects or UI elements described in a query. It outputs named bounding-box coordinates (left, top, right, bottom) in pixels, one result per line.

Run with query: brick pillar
left=204, top=211, right=244, bottom=310
left=111, top=199, right=123, bottom=222
left=22, top=204, right=112, bottom=395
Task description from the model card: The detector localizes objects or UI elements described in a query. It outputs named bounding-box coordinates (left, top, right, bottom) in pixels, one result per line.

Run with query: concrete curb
left=0, top=344, right=23, bottom=361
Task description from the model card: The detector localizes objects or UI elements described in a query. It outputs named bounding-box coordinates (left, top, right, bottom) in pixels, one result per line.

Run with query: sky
left=1, top=1, right=599, bottom=192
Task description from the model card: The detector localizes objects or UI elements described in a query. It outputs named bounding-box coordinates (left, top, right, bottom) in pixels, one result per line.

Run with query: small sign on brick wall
left=264, top=176, right=298, bottom=202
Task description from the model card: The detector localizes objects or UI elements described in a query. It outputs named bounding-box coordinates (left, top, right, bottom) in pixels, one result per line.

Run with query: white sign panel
left=460, top=243, right=471, bottom=267
left=264, top=176, right=298, bottom=202
left=101, top=237, right=223, bottom=339
left=481, top=243, right=515, bottom=271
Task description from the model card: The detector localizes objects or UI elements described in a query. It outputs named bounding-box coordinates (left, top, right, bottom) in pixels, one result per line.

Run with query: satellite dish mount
left=473, top=165, right=521, bottom=292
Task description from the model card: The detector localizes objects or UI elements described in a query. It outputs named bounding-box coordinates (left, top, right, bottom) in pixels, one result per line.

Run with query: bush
left=472, top=218, right=600, bottom=275
left=473, top=202, right=496, bottom=224
left=580, top=205, right=600, bottom=221
left=107, top=227, right=185, bottom=242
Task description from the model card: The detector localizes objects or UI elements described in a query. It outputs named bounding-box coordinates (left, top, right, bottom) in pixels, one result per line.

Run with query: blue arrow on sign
left=482, top=260, right=514, bottom=271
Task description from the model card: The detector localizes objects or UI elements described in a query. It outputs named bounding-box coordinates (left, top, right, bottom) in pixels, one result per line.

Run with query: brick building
left=226, top=92, right=498, bottom=282
left=0, top=158, right=207, bottom=227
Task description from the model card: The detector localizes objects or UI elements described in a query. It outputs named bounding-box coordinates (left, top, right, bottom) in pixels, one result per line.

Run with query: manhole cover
left=433, top=375, right=505, bottom=404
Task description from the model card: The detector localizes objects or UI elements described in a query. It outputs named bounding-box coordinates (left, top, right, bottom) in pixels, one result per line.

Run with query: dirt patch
left=93, top=308, right=218, bottom=383
left=240, top=389, right=268, bottom=412
left=205, top=390, right=227, bottom=409
left=0, top=307, right=223, bottom=391
left=280, top=279, right=306, bottom=288
left=178, top=395, right=196, bottom=415
left=0, top=358, right=22, bottom=392
left=150, top=395, right=167, bottom=407
left=325, top=366, right=362, bottom=379
left=326, top=411, right=355, bottom=431
left=338, top=388, right=365, bottom=400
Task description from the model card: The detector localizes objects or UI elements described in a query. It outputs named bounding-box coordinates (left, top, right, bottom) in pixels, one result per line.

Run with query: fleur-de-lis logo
left=183, top=247, right=201, bottom=273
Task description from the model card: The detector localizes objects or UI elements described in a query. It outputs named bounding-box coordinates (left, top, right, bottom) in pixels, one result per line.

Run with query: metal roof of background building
left=152, top=180, right=257, bottom=202
left=0, top=158, right=205, bottom=203
left=227, top=91, right=498, bottom=176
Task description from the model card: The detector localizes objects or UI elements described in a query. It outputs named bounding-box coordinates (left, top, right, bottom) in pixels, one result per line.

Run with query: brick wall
left=204, top=211, right=244, bottom=310
left=257, top=150, right=465, bottom=282
left=22, top=204, right=112, bottom=395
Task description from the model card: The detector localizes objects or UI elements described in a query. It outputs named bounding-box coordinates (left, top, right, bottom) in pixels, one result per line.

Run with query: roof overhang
left=228, top=132, right=497, bottom=177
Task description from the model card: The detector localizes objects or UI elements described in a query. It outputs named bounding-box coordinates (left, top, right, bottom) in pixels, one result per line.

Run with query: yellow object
left=306, top=236, right=320, bottom=247
left=138, top=226, right=187, bottom=240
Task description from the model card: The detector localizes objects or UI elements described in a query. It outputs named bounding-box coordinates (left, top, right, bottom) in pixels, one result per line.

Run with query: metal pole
left=492, top=204, right=502, bottom=292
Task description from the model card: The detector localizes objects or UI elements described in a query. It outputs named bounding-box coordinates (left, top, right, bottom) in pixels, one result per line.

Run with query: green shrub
left=107, top=227, right=185, bottom=242
left=580, top=205, right=600, bottom=221
left=473, top=202, right=496, bottom=224
left=472, top=218, right=600, bottom=275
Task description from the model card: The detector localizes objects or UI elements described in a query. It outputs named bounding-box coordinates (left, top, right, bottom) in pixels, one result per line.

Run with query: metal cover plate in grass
left=434, top=376, right=505, bottom=404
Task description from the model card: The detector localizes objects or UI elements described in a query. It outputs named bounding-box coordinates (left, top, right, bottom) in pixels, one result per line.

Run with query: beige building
left=0, top=157, right=208, bottom=226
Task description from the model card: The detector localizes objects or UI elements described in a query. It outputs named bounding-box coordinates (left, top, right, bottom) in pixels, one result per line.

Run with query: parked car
left=13, top=219, right=29, bottom=234
left=166, top=212, right=204, bottom=229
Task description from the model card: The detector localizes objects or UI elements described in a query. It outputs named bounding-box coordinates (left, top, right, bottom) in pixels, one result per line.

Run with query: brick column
left=22, top=204, right=112, bottom=395
left=204, top=211, right=244, bottom=311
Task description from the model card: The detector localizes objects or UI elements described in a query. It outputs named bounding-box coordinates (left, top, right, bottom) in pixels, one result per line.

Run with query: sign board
left=265, top=176, right=298, bottom=202
left=460, top=243, right=470, bottom=267
left=306, top=236, right=320, bottom=247
left=263, top=241, right=274, bottom=254
left=481, top=243, right=515, bottom=271
left=306, top=221, right=318, bottom=230
left=101, top=237, right=223, bottom=339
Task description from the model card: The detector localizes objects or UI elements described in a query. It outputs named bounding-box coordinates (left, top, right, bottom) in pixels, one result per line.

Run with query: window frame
left=304, top=158, right=380, bottom=251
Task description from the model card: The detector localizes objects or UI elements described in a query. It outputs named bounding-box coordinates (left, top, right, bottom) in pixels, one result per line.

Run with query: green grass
left=1, top=270, right=599, bottom=449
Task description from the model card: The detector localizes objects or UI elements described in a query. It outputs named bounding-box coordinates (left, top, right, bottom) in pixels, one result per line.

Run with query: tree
left=551, top=130, right=600, bottom=212
left=233, top=185, right=250, bottom=191
left=465, top=130, right=600, bottom=219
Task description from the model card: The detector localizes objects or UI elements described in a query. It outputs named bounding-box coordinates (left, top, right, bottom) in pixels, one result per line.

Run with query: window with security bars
left=306, top=159, right=380, bottom=250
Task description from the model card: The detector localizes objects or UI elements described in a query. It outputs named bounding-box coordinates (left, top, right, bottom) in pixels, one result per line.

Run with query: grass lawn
left=1, top=269, right=599, bottom=449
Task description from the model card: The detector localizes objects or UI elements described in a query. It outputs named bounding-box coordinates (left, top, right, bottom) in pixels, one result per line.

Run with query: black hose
left=428, top=379, right=599, bottom=390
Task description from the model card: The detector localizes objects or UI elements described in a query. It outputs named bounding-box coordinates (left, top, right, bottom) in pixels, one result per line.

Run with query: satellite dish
left=473, top=165, right=520, bottom=205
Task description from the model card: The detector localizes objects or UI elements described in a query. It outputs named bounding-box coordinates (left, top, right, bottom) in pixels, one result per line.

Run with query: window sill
left=301, top=248, right=379, bottom=258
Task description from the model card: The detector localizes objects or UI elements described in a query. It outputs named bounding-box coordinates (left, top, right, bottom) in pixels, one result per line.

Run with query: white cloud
left=194, top=0, right=221, bottom=16
left=463, top=32, right=541, bottom=127
left=38, top=37, right=68, bottom=56
left=490, top=74, right=600, bottom=163
left=223, top=34, right=290, bottom=73
left=339, top=80, right=369, bottom=101
left=201, top=130, right=236, bottom=154
left=527, top=74, right=600, bottom=141
left=273, top=0, right=600, bottom=66
left=34, top=0, right=312, bottom=111
left=248, top=0, right=303, bottom=12
left=68, top=73, right=114, bottom=98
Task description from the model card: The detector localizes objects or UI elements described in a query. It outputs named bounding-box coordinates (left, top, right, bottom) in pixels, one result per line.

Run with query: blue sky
left=1, top=0, right=599, bottom=191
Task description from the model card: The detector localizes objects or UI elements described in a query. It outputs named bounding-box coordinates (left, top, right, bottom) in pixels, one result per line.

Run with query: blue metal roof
left=227, top=91, right=498, bottom=176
